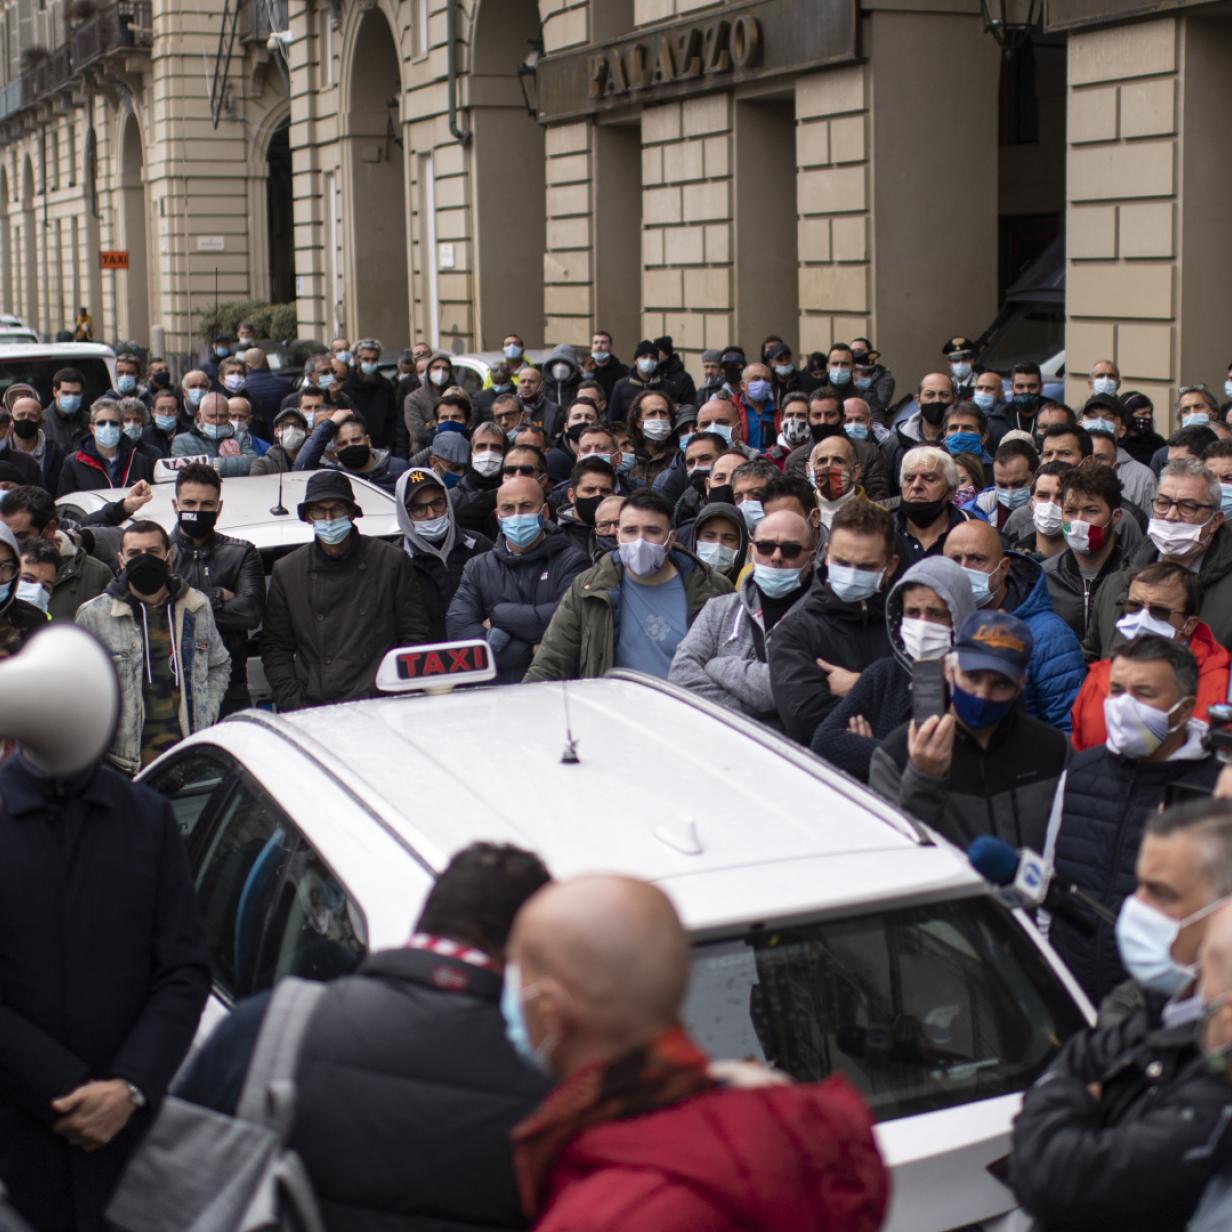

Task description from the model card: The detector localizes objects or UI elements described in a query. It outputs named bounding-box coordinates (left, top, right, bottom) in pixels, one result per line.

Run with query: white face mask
left=278, top=427, right=306, bottom=452
left=415, top=513, right=450, bottom=541
left=1147, top=515, right=1210, bottom=559
left=900, top=617, right=952, bottom=662
left=642, top=418, right=672, bottom=442
left=1092, top=376, right=1118, bottom=397
left=695, top=541, right=737, bottom=571
left=551, top=363, right=571, bottom=382
left=430, top=368, right=450, bottom=388
left=619, top=537, right=669, bottom=577
left=1116, top=608, right=1178, bottom=643
left=1032, top=500, right=1064, bottom=537
left=471, top=451, right=502, bottom=477
left=1104, top=692, right=1186, bottom=759
left=1116, top=893, right=1230, bottom=997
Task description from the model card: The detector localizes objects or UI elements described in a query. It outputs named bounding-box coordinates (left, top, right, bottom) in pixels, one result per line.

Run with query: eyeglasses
left=751, top=539, right=806, bottom=562
left=1121, top=598, right=1183, bottom=622
left=502, top=464, right=540, bottom=478
left=0, top=561, right=16, bottom=581
left=411, top=497, right=449, bottom=518
left=1152, top=495, right=1214, bottom=519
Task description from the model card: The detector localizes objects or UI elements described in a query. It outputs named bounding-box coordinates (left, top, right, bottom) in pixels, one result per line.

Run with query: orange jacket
left=1071, top=620, right=1231, bottom=751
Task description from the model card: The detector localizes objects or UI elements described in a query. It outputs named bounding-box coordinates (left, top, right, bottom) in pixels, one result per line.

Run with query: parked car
left=0, top=342, right=115, bottom=406
left=140, top=668, right=1091, bottom=1232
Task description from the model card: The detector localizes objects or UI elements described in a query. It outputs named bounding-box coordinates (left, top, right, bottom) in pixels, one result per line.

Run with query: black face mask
left=810, top=422, right=844, bottom=444
left=12, top=418, right=38, bottom=440
left=688, top=466, right=711, bottom=494
left=707, top=483, right=734, bottom=507
left=901, top=497, right=950, bottom=528
left=573, top=493, right=604, bottom=527
left=594, top=534, right=618, bottom=558
left=566, top=422, right=589, bottom=444
left=336, top=444, right=371, bottom=470
left=1131, top=416, right=1153, bottom=436
left=851, top=352, right=869, bottom=367
left=920, top=402, right=949, bottom=427
left=151, top=371, right=171, bottom=389
left=126, top=552, right=169, bottom=596
left=178, top=510, right=218, bottom=539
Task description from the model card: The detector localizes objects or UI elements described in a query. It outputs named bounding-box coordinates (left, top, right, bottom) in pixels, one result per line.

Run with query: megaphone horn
left=0, top=625, right=120, bottom=777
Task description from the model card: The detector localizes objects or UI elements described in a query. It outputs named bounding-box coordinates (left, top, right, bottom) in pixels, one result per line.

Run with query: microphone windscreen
left=968, top=835, right=1019, bottom=887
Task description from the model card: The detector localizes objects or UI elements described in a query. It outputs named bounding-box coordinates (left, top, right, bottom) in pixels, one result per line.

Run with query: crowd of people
left=6, top=325, right=1232, bottom=1229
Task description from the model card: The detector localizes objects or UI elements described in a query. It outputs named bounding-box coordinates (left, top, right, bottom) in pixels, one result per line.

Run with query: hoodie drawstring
left=140, top=602, right=153, bottom=686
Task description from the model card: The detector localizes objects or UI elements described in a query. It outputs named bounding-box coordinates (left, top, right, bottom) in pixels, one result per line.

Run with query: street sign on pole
left=99, top=251, right=129, bottom=271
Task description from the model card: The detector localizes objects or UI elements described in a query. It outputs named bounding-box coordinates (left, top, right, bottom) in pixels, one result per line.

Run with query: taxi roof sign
left=375, top=639, right=496, bottom=693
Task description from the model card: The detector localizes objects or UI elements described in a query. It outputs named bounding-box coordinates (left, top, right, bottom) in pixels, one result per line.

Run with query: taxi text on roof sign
left=375, top=640, right=496, bottom=693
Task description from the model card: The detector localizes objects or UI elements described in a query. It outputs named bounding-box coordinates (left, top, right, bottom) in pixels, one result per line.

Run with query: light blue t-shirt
left=614, top=572, right=688, bottom=678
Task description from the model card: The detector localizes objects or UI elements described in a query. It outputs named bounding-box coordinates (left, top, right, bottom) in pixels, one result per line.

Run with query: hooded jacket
left=49, top=530, right=112, bottom=622
left=404, top=352, right=454, bottom=453
left=395, top=468, right=493, bottom=642
left=768, top=574, right=895, bottom=744
left=293, top=418, right=410, bottom=494
left=668, top=567, right=805, bottom=721
left=447, top=527, right=591, bottom=683
left=542, top=344, right=582, bottom=411
left=994, top=552, right=1087, bottom=731
left=678, top=500, right=749, bottom=584
left=341, top=367, right=406, bottom=455
left=812, top=556, right=975, bottom=783
left=525, top=1075, right=887, bottom=1232
left=74, top=574, right=231, bottom=774
left=450, top=465, right=504, bottom=539
left=170, top=424, right=257, bottom=478
left=524, top=545, right=733, bottom=682
left=1072, top=621, right=1231, bottom=751
left=56, top=435, right=155, bottom=497
left=1084, top=525, right=1232, bottom=660
left=588, top=352, right=628, bottom=400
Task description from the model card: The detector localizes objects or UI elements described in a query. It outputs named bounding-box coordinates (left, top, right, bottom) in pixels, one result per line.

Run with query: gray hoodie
left=403, top=352, right=456, bottom=452
left=884, top=555, right=977, bottom=670
left=395, top=466, right=459, bottom=564
left=542, top=343, right=581, bottom=409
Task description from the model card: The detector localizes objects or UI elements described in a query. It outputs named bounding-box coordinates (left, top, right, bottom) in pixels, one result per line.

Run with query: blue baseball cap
left=954, top=610, right=1033, bottom=684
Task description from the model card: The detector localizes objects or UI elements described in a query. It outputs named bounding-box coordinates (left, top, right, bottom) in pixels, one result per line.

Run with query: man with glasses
left=1086, top=459, right=1232, bottom=657
left=669, top=509, right=816, bottom=722
left=262, top=471, right=428, bottom=711
left=57, top=399, right=156, bottom=496
left=0, top=521, right=46, bottom=643
left=501, top=444, right=554, bottom=501
left=395, top=467, right=492, bottom=642
left=448, top=475, right=589, bottom=684
left=525, top=490, right=731, bottom=682
left=492, top=392, right=529, bottom=443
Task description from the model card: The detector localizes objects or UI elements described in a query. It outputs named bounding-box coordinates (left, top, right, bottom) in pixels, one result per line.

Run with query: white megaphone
left=0, top=625, right=119, bottom=777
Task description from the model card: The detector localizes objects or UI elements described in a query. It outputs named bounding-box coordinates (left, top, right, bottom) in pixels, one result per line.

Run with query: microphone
left=967, top=836, right=1118, bottom=936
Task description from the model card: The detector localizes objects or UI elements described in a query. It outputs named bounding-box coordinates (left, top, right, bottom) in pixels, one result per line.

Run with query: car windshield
left=978, top=304, right=1065, bottom=375
left=0, top=356, right=113, bottom=404
left=683, top=896, right=1085, bottom=1122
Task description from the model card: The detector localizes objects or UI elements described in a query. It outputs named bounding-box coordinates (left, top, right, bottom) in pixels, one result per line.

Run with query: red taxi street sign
left=100, top=251, right=129, bottom=271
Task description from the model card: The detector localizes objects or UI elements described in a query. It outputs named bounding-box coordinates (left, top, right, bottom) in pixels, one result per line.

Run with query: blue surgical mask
left=214, top=345, right=230, bottom=358
left=695, top=541, right=737, bottom=571
left=501, top=962, right=552, bottom=1075
left=1221, top=482, right=1232, bottom=520
left=116, top=374, right=137, bottom=395
left=828, top=367, right=852, bottom=387
left=318, top=373, right=337, bottom=391
left=0, top=579, right=12, bottom=605
left=360, top=361, right=378, bottom=376
left=996, top=485, right=1031, bottom=510
left=678, top=432, right=693, bottom=452
left=491, top=382, right=512, bottom=394
left=1182, top=411, right=1211, bottom=428
left=155, top=413, right=178, bottom=432
left=962, top=564, right=996, bottom=607
left=618, top=451, right=636, bottom=474
left=504, top=343, right=523, bottom=361
left=950, top=361, right=972, bottom=382
left=200, top=420, right=233, bottom=441
left=703, top=422, right=733, bottom=445
left=1083, top=417, right=1117, bottom=436
left=844, top=423, right=869, bottom=442
left=415, top=513, right=451, bottom=541
left=973, top=391, right=997, bottom=413
left=1092, top=376, right=1118, bottom=397
left=591, top=350, right=610, bottom=365
left=123, top=424, right=144, bottom=442
left=951, top=682, right=1014, bottom=730
left=828, top=562, right=882, bottom=603
left=16, top=579, right=48, bottom=612
left=57, top=393, right=81, bottom=415
left=441, top=471, right=461, bottom=489
left=313, top=516, right=353, bottom=545
left=754, top=563, right=803, bottom=598
left=335, top=349, right=352, bottom=365
left=637, top=357, right=658, bottom=377
left=773, top=363, right=793, bottom=379
left=945, top=431, right=982, bottom=456
left=186, top=387, right=205, bottom=408
left=747, top=378, right=772, bottom=403
left=94, top=422, right=121, bottom=449
left=500, top=511, right=543, bottom=548
left=854, top=375, right=873, bottom=392
left=740, top=499, right=765, bottom=530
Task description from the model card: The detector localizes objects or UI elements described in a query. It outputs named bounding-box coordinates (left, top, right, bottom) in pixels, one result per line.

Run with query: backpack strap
left=236, top=978, right=328, bottom=1128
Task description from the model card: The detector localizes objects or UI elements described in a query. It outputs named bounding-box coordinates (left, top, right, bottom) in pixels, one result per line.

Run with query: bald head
left=496, top=476, right=544, bottom=512
left=198, top=391, right=230, bottom=424
left=944, top=520, right=1004, bottom=567
left=754, top=509, right=811, bottom=548
left=510, top=876, right=689, bottom=1075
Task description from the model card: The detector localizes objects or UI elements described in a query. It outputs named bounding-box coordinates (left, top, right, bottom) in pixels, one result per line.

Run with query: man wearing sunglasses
left=1071, top=562, right=1230, bottom=750
left=1085, top=459, right=1232, bottom=658
left=668, top=510, right=816, bottom=722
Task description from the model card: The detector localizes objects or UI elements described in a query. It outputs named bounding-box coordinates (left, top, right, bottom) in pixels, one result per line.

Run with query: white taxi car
left=139, top=661, right=1090, bottom=1232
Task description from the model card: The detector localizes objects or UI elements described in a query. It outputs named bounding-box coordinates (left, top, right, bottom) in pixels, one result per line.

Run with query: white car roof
left=0, top=342, right=115, bottom=360
left=56, top=469, right=401, bottom=550
left=0, top=329, right=39, bottom=344
left=223, top=675, right=982, bottom=933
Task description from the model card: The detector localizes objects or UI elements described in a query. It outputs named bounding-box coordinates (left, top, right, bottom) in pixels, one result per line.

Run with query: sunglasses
left=1121, top=599, right=1182, bottom=623
left=502, top=464, right=540, bottom=478
left=751, top=539, right=806, bottom=562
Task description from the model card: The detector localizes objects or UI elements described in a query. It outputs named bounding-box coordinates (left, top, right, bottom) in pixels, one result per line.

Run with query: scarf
left=512, top=1026, right=715, bottom=1216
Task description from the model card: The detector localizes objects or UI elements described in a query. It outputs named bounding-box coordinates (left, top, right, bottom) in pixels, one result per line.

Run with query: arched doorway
left=20, top=157, right=36, bottom=330
left=346, top=10, right=409, bottom=347
left=470, top=0, right=545, bottom=349
left=119, top=116, right=149, bottom=344
left=266, top=119, right=295, bottom=305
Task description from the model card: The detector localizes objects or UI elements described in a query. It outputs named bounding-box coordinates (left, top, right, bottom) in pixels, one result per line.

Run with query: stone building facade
left=0, top=0, right=1225, bottom=417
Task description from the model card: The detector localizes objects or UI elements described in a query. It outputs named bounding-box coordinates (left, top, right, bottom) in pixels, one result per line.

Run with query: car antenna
left=269, top=464, right=289, bottom=516
left=560, top=681, right=580, bottom=764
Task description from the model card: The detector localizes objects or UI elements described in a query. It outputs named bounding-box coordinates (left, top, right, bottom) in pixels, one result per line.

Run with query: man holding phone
left=869, top=610, right=1069, bottom=851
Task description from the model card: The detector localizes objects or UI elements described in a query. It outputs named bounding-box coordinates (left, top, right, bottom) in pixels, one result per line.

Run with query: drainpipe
left=446, top=0, right=471, bottom=145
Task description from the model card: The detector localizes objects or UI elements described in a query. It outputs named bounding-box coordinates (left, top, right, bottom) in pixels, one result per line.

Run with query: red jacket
left=1071, top=620, right=1231, bottom=751
left=532, top=1076, right=888, bottom=1232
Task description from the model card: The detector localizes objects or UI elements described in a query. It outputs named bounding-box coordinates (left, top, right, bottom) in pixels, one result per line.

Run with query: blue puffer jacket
left=1003, top=552, right=1086, bottom=733
left=1049, top=734, right=1220, bottom=1004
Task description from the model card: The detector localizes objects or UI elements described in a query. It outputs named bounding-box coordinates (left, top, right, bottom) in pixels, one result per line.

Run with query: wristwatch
left=124, top=1081, right=147, bottom=1109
